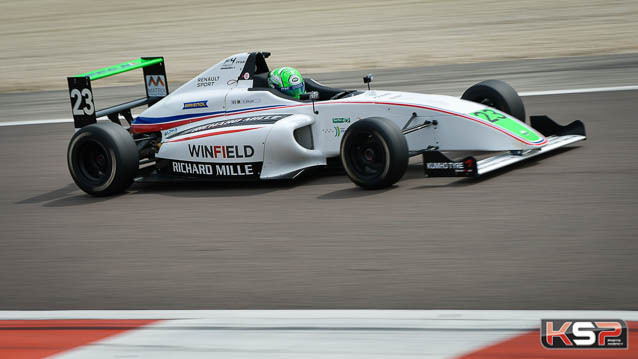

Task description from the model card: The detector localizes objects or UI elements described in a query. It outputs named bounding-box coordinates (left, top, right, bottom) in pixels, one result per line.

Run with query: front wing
left=423, top=116, right=586, bottom=177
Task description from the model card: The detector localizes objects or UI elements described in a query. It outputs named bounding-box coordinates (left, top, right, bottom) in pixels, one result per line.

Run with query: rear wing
left=67, top=57, right=168, bottom=129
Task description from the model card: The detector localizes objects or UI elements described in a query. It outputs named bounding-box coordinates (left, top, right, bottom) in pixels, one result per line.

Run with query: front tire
left=461, top=80, right=526, bottom=122
left=67, top=122, right=139, bottom=196
left=340, top=117, right=409, bottom=189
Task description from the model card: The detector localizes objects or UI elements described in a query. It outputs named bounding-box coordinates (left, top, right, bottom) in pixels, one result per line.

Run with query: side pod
left=423, top=116, right=586, bottom=178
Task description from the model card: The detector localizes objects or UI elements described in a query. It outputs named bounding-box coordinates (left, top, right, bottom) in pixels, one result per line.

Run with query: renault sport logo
left=146, top=75, right=167, bottom=97
left=540, top=319, right=627, bottom=349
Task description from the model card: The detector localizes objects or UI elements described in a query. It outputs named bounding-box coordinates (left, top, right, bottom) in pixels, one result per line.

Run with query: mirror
left=300, top=91, right=319, bottom=101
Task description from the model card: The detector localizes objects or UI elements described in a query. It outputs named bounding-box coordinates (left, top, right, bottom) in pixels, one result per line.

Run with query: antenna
left=363, top=74, right=373, bottom=90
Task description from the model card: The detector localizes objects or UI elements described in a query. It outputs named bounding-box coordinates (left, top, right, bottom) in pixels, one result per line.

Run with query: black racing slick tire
left=340, top=117, right=409, bottom=189
left=461, top=80, right=526, bottom=122
left=67, top=122, right=139, bottom=196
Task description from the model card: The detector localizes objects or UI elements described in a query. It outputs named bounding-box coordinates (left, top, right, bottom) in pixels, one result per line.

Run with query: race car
left=66, top=52, right=586, bottom=196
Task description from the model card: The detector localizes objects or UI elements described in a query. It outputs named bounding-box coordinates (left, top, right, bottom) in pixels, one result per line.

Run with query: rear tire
left=340, top=117, right=408, bottom=189
left=461, top=80, right=526, bottom=122
left=67, top=122, right=138, bottom=196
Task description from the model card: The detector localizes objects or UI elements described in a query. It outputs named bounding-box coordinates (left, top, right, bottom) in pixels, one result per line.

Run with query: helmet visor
left=280, top=82, right=305, bottom=99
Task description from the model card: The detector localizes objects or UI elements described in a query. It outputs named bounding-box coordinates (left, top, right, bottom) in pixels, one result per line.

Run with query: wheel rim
left=76, top=139, right=112, bottom=184
left=344, top=129, right=387, bottom=181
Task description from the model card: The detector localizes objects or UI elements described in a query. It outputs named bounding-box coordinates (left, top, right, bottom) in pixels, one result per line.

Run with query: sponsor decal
left=163, top=127, right=178, bottom=137
left=322, top=126, right=346, bottom=137
left=221, top=57, right=247, bottom=70
left=231, top=98, right=261, bottom=105
left=197, top=76, right=220, bottom=88
left=215, top=163, right=255, bottom=176
left=183, top=100, right=208, bottom=110
left=221, top=57, right=237, bottom=70
left=426, top=162, right=465, bottom=170
left=424, top=155, right=476, bottom=177
left=332, top=117, right=350, bottom=124
left=188, top=144, right=254, bottom=159
left=167, top=160, right=262, bottom=178
left=242, top=72, right=251, bottom=80
left=146, top=75, right=167, bottom=97
left=168, top=114, right=291, bottom=138
left=172, top=161, right=214, bottom=175
left=540, top=319, right=627, bottom=349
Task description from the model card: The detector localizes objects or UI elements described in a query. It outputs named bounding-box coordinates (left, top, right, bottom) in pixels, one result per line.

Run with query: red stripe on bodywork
left=130, top=114, right=225, bottom=133
left=335, top=101, right=547, bottom=146
left=0, top=319, right=159, bottom=359
left=456, top=320, right=637, bottom=359
left=130, top=105, right=305, bottom=134
left=167, top=127, right=262, bottom=143
left=132, top=100, right=546, bottom=146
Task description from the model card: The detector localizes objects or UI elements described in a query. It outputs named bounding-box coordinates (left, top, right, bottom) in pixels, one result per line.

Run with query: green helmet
left=267, top=67, right=305, bottom=99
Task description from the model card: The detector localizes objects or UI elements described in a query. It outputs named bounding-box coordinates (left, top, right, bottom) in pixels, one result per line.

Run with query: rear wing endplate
left=423, top=116, right=586, bottom=178
left=67, top=57, right=168, bottom=129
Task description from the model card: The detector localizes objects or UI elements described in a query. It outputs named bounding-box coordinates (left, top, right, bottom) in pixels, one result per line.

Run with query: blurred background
left=1, top=0, right=637, bottom=92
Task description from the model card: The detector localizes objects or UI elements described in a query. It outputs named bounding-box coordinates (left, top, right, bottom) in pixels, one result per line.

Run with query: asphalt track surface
left=1, top=55, right=637, bottom=310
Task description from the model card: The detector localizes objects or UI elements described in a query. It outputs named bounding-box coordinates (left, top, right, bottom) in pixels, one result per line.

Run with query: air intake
left=293, top=125, right=314, bottom=150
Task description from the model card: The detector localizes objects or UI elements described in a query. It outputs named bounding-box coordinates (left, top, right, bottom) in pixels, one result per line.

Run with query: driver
left=267, top=67, right=305, bottom=99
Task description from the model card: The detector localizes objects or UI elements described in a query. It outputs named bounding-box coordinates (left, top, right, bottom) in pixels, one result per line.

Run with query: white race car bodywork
left=128, top=52, right=579, bottom=181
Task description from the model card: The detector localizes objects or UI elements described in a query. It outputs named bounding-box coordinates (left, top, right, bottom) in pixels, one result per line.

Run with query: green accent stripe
left=74, top=58, right=163, bottom=80
left=470, top=108, right=542, bottom=143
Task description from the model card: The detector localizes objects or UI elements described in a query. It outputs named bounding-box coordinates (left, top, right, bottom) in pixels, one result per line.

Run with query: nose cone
left=468, top=108, right=546, bottom=146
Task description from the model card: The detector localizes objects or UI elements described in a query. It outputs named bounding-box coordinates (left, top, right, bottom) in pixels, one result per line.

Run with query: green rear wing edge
left=67, top=57, right=168, bottom=129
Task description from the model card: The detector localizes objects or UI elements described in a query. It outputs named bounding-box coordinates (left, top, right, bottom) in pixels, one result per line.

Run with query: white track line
left=519, top=84, right=638, bottom=96
left=0, top=117, right=114, bottom=127
left=0, top=118, right=74, bottom=126
left=0, top=85, right=636, bottom=128
left=2, top=309, right=637, bottom=321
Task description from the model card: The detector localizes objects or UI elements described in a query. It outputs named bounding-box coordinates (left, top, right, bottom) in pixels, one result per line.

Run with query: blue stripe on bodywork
left=134, top=104, right=287, bottom=125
